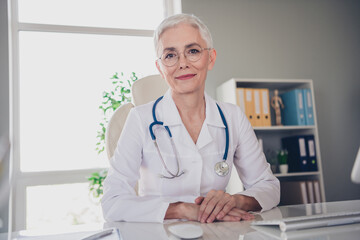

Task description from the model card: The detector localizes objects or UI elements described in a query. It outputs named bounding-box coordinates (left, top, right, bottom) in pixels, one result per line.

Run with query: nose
left=178, top=52, right=189, bottom=69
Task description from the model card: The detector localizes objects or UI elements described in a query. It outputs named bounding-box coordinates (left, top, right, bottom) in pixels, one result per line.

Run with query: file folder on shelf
left=253, top=89, right=262, bottom=127
left=260, top=88, right=271, bottom=126
left=282, top=135, right=309, bottom=172
left=281, top=89, right=306, bottom=125
left=313, top=180, right=322, bottom=203
left=303, top=88, right=315, bottom=125
left=236, top=88, right=255, bottom=125
left=306, top=181, right=315, bottom=203
left=305, top=135, right=318, bottom=171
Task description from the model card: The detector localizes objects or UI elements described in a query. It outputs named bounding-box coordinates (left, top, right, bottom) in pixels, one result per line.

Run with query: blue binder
left=303, top=88, right=315, bottom=125
left=281, top=89, right=306, bottom=125
left=305, top=135, right=318, bottom=171
left=282, top=135, right=309, bottom=172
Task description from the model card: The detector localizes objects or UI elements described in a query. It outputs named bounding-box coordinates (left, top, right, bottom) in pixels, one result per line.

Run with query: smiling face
left=155, top=23, right=216, bottom=96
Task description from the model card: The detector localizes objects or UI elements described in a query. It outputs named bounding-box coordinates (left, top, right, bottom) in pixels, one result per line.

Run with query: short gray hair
left=154, top=13, right=213, bottom=56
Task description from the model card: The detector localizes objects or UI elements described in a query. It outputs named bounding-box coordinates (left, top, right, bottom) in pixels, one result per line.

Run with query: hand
left=196, top=190, right=237, bottom=223
left=165, top=202, right=200, bottom=221
left=216, top=208, right=255, bottom=222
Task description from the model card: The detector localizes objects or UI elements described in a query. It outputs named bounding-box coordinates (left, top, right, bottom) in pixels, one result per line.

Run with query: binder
left=253, top=89, right=262, bottom=126
left=245, top=88, right=255, bottom=126
left=305, top=135, right=318, bottom=171
left=281, top=89, right=306, bottom=125
left=236, top=88, right=246, bottom=113
left=280, top=181, right=308, bottom=205
left=260, top=88, right=271, bottom=126
left=236, top=88, right=255, bottom=125
left=303, top=88, right=315, bottom=125
left=313, top=180, right=322, bottom=203
left=306, top=181, right=315, bottom=203
left=282, top=135, right=309, bottom=172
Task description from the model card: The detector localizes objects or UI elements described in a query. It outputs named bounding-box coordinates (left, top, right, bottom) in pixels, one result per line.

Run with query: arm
left=165, top=202, right=199, bottom=220
left=197, top=105, right=279, bottom=223
left=101, top=109, right=169, bottom=222
left=233, top=107, right=280, bottom=211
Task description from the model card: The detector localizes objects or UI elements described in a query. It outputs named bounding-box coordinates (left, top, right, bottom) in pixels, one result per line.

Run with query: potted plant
left=278, top=149, right=288, bottom=174
left=88, top=72, right=138, bottom=200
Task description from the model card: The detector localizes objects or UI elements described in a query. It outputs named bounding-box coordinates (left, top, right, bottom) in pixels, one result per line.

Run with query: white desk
left=7, top=200, right=360, bottom=240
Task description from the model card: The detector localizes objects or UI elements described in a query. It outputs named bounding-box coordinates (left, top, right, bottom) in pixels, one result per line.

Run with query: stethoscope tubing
left=149, top=95, right=229, bottom=178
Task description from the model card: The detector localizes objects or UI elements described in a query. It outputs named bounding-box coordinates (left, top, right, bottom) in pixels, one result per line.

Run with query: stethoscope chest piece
left=214, top=161, right=229, bottom=177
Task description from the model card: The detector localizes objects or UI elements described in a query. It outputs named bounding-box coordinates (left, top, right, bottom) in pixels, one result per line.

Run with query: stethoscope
left=149, top=96, right=230, bottom=179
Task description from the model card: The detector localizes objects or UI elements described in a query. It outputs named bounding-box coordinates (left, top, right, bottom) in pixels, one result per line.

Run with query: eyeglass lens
left=160, top=45, right=205, bottom=67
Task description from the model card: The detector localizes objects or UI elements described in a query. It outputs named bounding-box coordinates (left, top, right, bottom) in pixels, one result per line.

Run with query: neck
left=171, top=90, right=206, bottom=120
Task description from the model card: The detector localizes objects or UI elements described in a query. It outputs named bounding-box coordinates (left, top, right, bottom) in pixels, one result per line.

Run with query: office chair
left=105, top=74, right=169, bottom=160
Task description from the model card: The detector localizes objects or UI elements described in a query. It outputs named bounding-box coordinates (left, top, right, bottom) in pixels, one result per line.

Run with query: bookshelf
left=217, top=78, right=326, bottom=204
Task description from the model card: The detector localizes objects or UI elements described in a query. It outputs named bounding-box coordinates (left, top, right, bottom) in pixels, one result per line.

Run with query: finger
left=226, top=208, right=255, bottom=220
left=220, top=214, right=241, bottom=222
left=205, top=200, right=226, bottom=223
left=207, top=194, right=234, bottom=223
left=197, top=190, right=216, bottom=221
left=215, top=196, right=236, bottom=220
left=194, top=196, right=204, bottom=205
left=199, top=191, right=225, bottom=223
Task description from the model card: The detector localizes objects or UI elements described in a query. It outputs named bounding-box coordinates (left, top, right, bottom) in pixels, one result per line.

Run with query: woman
left=102, top=14, right=280, bottom=223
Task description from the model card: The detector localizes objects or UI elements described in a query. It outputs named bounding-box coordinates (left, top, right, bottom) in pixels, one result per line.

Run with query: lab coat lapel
left=160, top=91, right=225, bottom=150
left=161, top=90, right=183, bottom=127
left=161, top=90, right=196, bottom=150
left=196, top=93, right=225, bottom=149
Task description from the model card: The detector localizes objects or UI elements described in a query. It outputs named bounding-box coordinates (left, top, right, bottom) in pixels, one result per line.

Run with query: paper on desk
left=14, top=230, right=119, bottom=240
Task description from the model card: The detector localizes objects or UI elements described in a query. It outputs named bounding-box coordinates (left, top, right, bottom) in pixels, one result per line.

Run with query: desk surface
left=8, top=200, right=360, bottom=240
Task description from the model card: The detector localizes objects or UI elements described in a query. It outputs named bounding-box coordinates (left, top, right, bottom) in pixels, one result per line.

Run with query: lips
left=175, top=74, right=196, bottom=80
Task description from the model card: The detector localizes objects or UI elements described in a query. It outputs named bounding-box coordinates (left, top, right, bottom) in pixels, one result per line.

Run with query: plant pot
left=279, top=164, right=288, bottom=174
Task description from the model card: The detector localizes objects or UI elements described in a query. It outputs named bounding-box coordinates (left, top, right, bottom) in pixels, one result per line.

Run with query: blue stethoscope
left=149, top=96, right=230, bottom=179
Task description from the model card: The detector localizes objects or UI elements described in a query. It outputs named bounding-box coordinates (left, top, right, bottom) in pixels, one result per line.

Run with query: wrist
left=234, top=194, right=261, bottom=211
left=165, top=202, right=184, bottom=219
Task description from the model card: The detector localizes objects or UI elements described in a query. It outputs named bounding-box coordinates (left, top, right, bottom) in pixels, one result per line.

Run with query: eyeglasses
left=158, top=44, right=211, bottom=67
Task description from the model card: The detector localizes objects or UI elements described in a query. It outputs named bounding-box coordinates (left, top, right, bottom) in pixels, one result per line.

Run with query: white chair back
left=105, top=102, right=134, bottom=160
left=106, top=75, right=168, bottom=160
left=132, top=74, right=168, bottom=106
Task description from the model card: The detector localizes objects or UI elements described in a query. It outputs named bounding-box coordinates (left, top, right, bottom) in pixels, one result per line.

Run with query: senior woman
left=102, top=13, right=280, bottom=223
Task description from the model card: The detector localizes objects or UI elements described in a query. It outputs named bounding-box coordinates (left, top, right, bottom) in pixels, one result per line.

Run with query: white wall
left=0, top=0, right=9, bottom=234
left=182, top=0, right=360, bottom=201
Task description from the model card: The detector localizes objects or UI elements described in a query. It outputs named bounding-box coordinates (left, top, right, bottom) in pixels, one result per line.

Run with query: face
left=155, top=23, right=216, bottom=96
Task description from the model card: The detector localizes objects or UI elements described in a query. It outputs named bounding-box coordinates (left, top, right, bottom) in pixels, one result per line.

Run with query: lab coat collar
left=160, top=89, right=225, bottom=150
left=160, top=90, right=225, bottom=129
left=161, top=90, right=183, bottom=126
left=196, top=92, right=226, bottom=149
left=204, top=92, right=226, bottom=129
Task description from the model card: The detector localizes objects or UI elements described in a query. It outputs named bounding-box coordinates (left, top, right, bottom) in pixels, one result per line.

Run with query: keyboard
left=252, top=211, right=360, bottom=232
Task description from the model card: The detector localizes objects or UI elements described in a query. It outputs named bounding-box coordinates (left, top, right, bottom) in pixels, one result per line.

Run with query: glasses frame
left=158, top=45, right=212, bottom=67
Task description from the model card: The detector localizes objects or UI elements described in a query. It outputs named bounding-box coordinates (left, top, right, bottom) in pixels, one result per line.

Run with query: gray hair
left=154, top=13, right=213, bottom=56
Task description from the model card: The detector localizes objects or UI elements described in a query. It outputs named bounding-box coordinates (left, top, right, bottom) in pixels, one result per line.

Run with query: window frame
left=8, top=0, right=181, bottom=231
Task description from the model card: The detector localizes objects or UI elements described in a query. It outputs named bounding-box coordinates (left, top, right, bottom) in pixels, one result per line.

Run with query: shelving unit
left=217, top=78, right=326, bottom=203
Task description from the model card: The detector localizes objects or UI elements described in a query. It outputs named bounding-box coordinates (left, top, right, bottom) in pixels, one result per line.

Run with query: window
left=10, top=0, right=181, bottom=231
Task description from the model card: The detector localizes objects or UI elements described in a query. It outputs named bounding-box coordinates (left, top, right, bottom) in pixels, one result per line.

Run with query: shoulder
left=131, top=100, right=156, bottom=123
left=215, top=100, right=245, bottom=119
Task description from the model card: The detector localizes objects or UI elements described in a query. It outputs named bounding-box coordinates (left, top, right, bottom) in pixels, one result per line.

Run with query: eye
left=187, top=48, right=201, bottom=55
left=164, top=51, right=177, bottom=59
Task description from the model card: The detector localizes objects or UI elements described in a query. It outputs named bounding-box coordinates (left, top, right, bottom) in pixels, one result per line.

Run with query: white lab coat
left=102, top=90, right=280, bottom=222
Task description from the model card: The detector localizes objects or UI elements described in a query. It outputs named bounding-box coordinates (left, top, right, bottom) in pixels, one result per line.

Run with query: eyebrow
left=162, top=43, right=202, bottom=52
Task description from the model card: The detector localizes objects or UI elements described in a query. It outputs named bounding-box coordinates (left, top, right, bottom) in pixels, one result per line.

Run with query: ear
left=207, top=48, right=217, bottom=71
left=155, top=60, right=165, bottom=79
